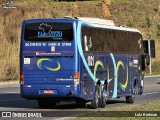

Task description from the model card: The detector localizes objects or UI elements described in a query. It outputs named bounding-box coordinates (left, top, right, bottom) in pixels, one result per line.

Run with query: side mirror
left=143, top=40, right=155, bottom=58
left=150, top=40, right=156, bottom=58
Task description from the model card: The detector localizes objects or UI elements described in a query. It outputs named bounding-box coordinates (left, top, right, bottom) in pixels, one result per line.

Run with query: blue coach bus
left=20, top=17, right=149, bottom=109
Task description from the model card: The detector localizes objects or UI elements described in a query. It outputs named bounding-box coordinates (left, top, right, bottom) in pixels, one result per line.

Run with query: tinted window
left=24, top=22, right=73, bottom=41
left=81, top=26, right=142, bottom=54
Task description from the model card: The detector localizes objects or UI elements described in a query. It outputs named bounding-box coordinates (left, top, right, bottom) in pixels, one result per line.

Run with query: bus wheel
left=100, top=86, right=107, bottom=108
left=90, top=85, right=100, bottom=109
left=126, top=84, right=138, bottom=103
left=76, top=99, right=86, bottom=108
left=38, top=100, right=56, bottom=108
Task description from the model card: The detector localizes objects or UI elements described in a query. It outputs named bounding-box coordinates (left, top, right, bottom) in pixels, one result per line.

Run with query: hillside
left=0, top=0, right=109, bottom=80
left=109, top=0, right=160, bottom=74
left=0, top=0, right=159, bottom=80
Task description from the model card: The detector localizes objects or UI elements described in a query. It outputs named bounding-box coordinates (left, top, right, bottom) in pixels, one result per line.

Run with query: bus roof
left=74, top=17, right=141, bottom=34
left=92, top=23, right=141, bottom=34
left=23, top=18, right=75, bottom=23
left=64, top=16, right=141, bottom=34
left=23, top=17, right=142, bottom=34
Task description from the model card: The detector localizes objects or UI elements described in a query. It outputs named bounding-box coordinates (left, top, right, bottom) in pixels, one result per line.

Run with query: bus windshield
left=24, top=22, right=73, bottom=41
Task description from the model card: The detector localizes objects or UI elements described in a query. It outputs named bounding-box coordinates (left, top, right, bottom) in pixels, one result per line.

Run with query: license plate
left=44, top=90, right=54, bottom=94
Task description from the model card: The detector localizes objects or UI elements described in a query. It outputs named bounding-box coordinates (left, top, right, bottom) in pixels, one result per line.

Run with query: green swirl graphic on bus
left=37, top=58, right=60, bottom=71
left=93, top=60, right=128, bottom=91
left=116, top=61, right=128, bottom=91
left=94, top=61, right=104, bottom=82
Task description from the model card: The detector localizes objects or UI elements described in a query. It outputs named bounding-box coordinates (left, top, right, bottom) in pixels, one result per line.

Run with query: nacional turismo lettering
left=38, top=31, right=62, bottom=39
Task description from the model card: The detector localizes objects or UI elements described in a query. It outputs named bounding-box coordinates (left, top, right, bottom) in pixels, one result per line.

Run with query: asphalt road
left=0, top=76, right=160, bottom=119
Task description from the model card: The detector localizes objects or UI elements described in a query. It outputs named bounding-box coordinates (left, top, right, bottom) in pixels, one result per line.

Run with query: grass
left=110, top=0, right=160, bottom=63
left=74, top=100, right=160, bottom=119
left=0, top=41, right=19, bottom=80
left=0, top=0, right=105, bottom=81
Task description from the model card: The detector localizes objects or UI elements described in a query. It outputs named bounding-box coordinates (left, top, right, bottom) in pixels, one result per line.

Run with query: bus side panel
left=108, top=54, right=129, bottom=98
left=80, top=52, right=140, bottom=100
left=113, top=54, right=140, bottom=97
left=80, top=52, right=95, bottom=100
left=80, top=52, right=115, bottom=100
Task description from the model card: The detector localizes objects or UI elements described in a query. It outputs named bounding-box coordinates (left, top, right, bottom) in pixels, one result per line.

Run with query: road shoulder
left=0, top=80, right=19, bottom=87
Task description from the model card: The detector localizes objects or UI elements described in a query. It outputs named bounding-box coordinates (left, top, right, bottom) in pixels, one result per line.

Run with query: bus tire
left=100, top=85, right=107, bottom=108
left=126, top=83, right=138, bottom=103
left=38, top=100, right=56, bottom=108
left=76, top=99, right=86, bottom=108
left=90, top=85, right=100, bottom=109
left=100, top=91, right=106, bottom=108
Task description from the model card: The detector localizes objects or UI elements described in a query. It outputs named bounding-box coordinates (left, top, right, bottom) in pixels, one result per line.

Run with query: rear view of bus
left=20, top=19, right=79, bottom=107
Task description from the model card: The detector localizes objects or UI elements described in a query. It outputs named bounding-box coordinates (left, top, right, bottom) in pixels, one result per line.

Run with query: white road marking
left=54, top=112, right=92, bottom=120
left=55, top=117, right=77, bottom=120
left=143, top=92, right=160, bottom=96
left=1, top=92, right=19, bottom=94
left=145, top=75, right=160, bottom=78
left=0, top=86, right=19, bottom=88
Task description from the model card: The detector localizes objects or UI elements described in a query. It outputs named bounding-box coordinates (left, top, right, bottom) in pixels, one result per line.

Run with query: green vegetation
left=110, top=0, right=160, bottom=75
left=74, top=100, right=160, bottom=119
left=0, top=0, right=103, bottom=81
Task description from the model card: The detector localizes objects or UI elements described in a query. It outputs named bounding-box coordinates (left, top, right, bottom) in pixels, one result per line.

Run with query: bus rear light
left=74, top=72, right=80, bottom=84
left=74, top=79, right=79, bottom=85
left=74, top=72, right=80, bottom=79
left=20, top=72, right=24, bottom=84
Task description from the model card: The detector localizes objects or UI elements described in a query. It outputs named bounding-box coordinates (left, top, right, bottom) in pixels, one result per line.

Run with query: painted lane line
left=0, top=86, right=19, bottom=88
left=54, top=112, right=93, bottom=120
left=143, top=92, right=160, bottom=96
left=145, top=84, right=160, bottom=88
left=55, top=117, right=77, bottom=120
left=1, top=92, right=19, bottom=94
left=145, top=75, right=160, bottom=78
